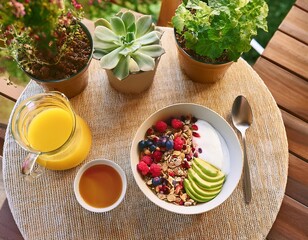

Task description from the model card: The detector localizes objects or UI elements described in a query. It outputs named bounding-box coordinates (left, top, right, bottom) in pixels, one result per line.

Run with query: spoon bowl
left=232, top=95, right=253, bottom=203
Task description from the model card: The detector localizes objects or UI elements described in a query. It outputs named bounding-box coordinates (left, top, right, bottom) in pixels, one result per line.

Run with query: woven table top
left=3, top=28, right=288, bottom=240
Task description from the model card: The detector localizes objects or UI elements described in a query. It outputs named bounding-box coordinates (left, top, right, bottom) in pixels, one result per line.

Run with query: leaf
left=129, top=57, right=140, bottom=73
left=100, top=47, right=124, bottom=70
left=92, top=50, right=106, bottom=60
left=110, top=17, right=126, bottom=36
left=135, top=31, right=160, bottom=46
left=121, top=11, right=136, bottom=31
left=126, top=32, right=135, bottom=43
left=172, top=15, right=185, bottom=33
left=119, top=43, right=141, bottom=56
left=93, top=36, right=119, bottom=51
left=136, top=15, right=153, bottom=38
left=94, top=26, right=120, bottom=43
left=131, top=52, right=155, bottom=71
left=94, top=18, right=112, bottom=29
left=113, top=55, right=130, bottom=80
left=138, top=45, right=165, bottom=58
left=195, top=38, right=223, bottom=59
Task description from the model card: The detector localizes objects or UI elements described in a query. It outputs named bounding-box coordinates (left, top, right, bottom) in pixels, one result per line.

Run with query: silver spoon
left=232, top=95, right=253, bottom=204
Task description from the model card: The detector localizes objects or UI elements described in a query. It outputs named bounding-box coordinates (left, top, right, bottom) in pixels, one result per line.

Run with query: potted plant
left=93, top=11, right=165, bottom=94
left=172, top=0, right=268, bottom=83
left=0, top=0, right=93, bottom=98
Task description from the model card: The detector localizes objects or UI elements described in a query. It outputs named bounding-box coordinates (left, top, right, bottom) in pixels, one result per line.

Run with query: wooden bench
left=253, top=0, right=308, bottom=238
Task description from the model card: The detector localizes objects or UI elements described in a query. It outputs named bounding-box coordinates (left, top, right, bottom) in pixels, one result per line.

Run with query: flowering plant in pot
left=0, top=0, right=93, bottom=98
left=172, top=0, right=268, bottom=83
left=93, top=11, right=165, bottom=94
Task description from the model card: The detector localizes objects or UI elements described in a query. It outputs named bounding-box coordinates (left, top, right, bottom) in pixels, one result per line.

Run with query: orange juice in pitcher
left=11, top=91, right=92, bottom=178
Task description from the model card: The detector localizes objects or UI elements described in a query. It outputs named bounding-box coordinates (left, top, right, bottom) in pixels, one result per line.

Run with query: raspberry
left=149, top=163, right=161, bottom=177
left=152, top=150, right=163, bottom=162
left=171, top=118, right=183, bottom=129
left=137, top=161, right=149, bottom=175
left=141, top=155, right=153, bottom=166
left=155, top=120, right=167, bottom=133
left=173, top=136, right=184, bottom=150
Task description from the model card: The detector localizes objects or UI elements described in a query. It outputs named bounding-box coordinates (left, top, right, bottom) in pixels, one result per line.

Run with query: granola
left=137, top=115, right=201, bottom=206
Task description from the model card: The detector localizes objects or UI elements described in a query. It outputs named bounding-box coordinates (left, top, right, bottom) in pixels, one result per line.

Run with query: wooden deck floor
left=253, top=0, right=308, bottom=238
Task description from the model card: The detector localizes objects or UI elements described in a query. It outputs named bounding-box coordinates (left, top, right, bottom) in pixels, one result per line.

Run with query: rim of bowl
left=73, top=159, right=127, bottom=213
left=130, top=103, right=243, bottom=214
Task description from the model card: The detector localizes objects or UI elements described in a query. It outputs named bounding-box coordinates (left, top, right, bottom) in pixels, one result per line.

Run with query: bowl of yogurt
left=130, top=103, right=243, bottom=214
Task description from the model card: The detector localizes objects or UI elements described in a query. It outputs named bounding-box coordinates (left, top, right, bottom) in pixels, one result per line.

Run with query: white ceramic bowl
left=130, top=103, right=243, bottom=214
left=74, top=159, right=127, bottom=213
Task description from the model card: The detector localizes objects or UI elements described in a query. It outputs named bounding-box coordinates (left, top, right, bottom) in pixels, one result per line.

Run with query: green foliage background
left=0, top=0, right=295, bottom=123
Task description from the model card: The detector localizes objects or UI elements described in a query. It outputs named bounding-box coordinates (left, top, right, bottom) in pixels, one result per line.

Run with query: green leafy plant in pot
left=0, top=0, right=93, bottom=98
left=93, top=11, right=165, bottom=94
left=172, top=0, right=268, bottom=83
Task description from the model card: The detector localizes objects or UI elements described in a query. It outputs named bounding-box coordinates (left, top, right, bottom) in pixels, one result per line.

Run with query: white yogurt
left=193, top=120, right=230, bottom=174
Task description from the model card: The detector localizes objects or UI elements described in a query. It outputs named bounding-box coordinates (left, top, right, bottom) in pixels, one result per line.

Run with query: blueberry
left=158, top=136, right=167, bottom=147
left=152, top=177, right=162, bottom=187
left=165, top=140, right=174, bottom=150
left=138, top=140, right=146, bottom=151
left=145, top=139, right=153, bottom=147
left=149, top=144, right=157, bottom=152
left=161, top=136, right=167, bottom=146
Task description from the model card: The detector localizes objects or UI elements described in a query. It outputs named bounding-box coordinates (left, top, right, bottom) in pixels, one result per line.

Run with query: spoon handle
left=242, top=133, right=252, bottom=203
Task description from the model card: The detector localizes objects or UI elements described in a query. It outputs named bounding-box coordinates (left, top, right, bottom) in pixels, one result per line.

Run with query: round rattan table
left=3, top=28, right=288, bottom=240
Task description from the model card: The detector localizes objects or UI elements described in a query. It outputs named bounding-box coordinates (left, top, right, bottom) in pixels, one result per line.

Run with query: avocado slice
left=193, top=158, right=220, bottom=177
left=188, top=168, right=225, bottom=190
left=192, top=161, right=225, bottom=182
left=189, top=177, right=222, bottom=196
left=184, top=179, right=217, bottom=202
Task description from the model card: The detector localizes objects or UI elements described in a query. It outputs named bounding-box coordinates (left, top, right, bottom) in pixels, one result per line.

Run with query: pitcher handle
left=21, top=153, right=44, bottom=181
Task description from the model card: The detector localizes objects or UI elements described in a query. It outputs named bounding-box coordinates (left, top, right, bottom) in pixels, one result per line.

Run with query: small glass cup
left=11, top=91, right=92, bottom=180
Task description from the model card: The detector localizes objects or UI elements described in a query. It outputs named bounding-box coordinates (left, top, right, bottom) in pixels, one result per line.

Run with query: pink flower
left=10, top=0, right=26, bottom=18
left=72, top=0, right=82, bottom=10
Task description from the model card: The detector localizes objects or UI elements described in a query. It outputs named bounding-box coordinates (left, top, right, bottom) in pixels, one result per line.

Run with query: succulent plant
left=93, top=11, right=165, bottom=80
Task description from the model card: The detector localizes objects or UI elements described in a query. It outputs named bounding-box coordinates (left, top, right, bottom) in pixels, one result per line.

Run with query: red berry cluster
left=137, top=151, right=163, bottom=177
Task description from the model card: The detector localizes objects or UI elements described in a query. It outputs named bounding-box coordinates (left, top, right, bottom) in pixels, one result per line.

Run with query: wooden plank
left=286, top=153, right=308, bottom=206
left=0, top=123, right=6, bottom=156
left=262, top=31, right=308, bottom=80
left=253, top=57, right=308, bottom=121
left=0, top=78, right=24, bottom=102
left=279, top=6, right=308, bottom=45
left=296, top=0, right=308, bottom=11
left=267, top=195, right=308, bottom=240
left=281, top=110, right=308, bottom=160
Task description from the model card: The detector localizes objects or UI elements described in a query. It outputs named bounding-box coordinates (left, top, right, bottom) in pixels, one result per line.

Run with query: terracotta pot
left=157, top=0, right=182, bottom=27
left=24, top=22, right=93, bottom=98
left=105, top=59, right=160, bottom=94
left=175, top=37, right=233, bottom=83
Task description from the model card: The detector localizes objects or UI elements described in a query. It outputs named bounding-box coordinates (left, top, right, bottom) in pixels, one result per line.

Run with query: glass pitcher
left=11, top=91, right=92, bottom=180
